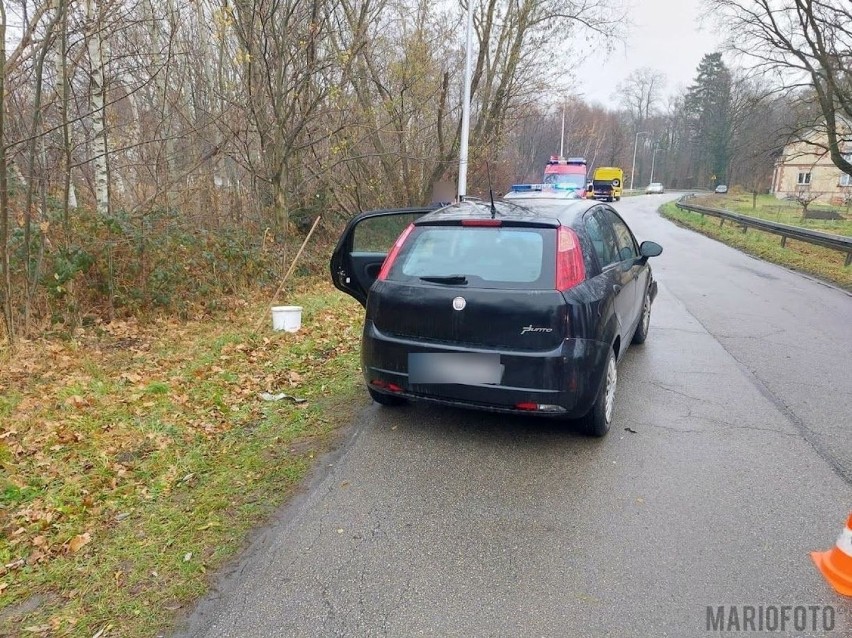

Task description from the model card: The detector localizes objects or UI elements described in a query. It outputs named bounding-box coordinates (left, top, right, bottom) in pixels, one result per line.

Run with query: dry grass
left=0, top=281, right=366, bottom=637
left=697, top=192, right=852, bottom=237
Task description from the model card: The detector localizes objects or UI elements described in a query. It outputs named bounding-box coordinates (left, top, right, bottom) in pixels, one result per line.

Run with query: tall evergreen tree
left=684, top=53, right=732, bottom=186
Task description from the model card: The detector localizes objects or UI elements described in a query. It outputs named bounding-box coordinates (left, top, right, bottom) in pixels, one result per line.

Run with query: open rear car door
left=330, top=207, right=436, bottom=307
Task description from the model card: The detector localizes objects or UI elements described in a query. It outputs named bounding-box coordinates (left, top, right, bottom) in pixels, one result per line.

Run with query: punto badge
left=452, top=296, right=466, bottom=311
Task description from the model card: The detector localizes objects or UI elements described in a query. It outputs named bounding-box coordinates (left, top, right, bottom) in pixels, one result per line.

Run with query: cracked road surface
left=177, top=194, right=852, bottom=637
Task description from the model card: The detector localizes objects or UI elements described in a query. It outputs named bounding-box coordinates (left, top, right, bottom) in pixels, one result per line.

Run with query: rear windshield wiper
left=419, top=275, right=468, bottom=285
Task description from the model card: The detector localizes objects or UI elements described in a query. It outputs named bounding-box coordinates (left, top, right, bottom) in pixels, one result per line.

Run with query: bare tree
left=617, top=67, right=666, bottom=130
left=792, top=185, right=824, bottom=218
left=229, top=0, right=338, bottom=240
left=710, top=0, right=852, bottom=175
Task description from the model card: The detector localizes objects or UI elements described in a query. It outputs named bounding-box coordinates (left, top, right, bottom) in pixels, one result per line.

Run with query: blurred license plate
left=408, top=353, right=503, bottom=385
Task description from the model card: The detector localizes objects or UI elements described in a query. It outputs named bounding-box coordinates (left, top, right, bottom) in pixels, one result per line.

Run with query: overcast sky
left=574, top=0, right=725, bottom=108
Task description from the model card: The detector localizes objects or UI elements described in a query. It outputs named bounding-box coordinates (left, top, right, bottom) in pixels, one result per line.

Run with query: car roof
left=417, top=198, right=595, bottom=228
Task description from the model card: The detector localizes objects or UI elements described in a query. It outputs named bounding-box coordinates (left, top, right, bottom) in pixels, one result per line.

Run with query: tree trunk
left=144, top=0, right=175, bottom=202
left=86, top=0, right=110, bottom=218
left=22, top=6, right=61, bottom=330
left=0, top=0, right=13, bottom=344
left=55, top=0, right=76, bottom=238
left=274, top=168, right=290, bottom=250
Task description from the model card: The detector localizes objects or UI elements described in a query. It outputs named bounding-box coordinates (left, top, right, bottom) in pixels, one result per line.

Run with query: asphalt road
left=177, top=193, right=852, bottom=637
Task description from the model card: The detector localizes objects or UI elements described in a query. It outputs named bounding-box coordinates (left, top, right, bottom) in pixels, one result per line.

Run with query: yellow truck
left=588, top=167, right=624, bottom=202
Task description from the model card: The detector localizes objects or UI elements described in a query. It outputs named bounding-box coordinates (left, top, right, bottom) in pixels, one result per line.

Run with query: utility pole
left=457, top=0, right=474, bottom=201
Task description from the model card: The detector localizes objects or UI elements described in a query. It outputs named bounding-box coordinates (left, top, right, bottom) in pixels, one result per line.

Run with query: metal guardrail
left=676, top=195, right=852, bottom=267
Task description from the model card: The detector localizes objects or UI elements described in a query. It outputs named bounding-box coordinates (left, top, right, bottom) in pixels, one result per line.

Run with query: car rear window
left=385, top=226, right=556, bottom=289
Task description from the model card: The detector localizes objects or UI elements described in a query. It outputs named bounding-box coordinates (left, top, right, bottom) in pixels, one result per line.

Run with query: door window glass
left=605, top=210, right=639, bottom=262
left=586, top=210, right=619, bottom=268
left=353, top=213, right=423, bottom=252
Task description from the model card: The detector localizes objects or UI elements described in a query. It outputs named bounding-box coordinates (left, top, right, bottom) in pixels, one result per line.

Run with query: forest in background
left=0, top=0, right=848, bottom=343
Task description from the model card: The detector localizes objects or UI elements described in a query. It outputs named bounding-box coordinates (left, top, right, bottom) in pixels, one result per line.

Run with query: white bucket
left=271, top=305, right=303, bottom=332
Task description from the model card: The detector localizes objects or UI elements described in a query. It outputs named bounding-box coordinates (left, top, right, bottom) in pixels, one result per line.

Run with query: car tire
left=615, top=197, right=621, bottom=201
left=367, top=386, right=407, bottom=406
left=631, top=289, right=652, bottom=345
left=581, top=349, right=617, bottom=437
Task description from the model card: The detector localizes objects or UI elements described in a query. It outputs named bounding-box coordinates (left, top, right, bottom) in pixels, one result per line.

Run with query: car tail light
left=515, top=402, right=566, bottom=413
left=555, top=226, right=585, bottom=292
left=371, top=380, right=403, bottom=393
left=461, top=219, right=502, bottom=227
left=377, top=223, right=415, bottom=281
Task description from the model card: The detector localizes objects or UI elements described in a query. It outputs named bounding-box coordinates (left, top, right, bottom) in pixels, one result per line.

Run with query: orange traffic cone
left=811, top=513, right=852, bottom=596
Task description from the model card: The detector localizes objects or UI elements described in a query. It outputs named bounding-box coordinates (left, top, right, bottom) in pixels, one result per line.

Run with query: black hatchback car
left=330, top=198, right=662, bottom=436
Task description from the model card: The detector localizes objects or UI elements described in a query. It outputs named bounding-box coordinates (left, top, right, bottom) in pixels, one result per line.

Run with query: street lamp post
left=630, top=131, right=651, bottom=191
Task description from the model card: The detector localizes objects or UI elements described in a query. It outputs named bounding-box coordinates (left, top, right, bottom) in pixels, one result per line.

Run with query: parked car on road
left=645, top=182, right=665, bottom=194
left=330, top=198, right=663, bottom=436
left=714, top=184, right=728, bottom=194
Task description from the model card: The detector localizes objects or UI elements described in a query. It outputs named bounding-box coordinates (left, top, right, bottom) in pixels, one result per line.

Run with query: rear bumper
left=361, top=323, right=611, bottom=418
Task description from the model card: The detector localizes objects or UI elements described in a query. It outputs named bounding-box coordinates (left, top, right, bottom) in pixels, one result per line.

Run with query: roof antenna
left=486, top=160, right=497, bottom=218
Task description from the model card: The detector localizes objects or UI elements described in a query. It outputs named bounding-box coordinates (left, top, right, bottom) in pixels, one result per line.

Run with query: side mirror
left=639, top=240, right=663, bottom=258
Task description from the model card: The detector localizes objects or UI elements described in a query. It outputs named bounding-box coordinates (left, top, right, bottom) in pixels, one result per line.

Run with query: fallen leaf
left=68, top=532, right=92, bottom=553
left=65, top=395, right=89, bottom=409
left=27, top=550, right=45, bottom=565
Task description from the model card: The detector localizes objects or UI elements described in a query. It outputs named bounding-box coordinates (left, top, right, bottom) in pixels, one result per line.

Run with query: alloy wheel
left=604, top=354, right=617, bottom=424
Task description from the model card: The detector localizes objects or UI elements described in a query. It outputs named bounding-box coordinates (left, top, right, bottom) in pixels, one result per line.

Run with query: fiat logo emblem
left=452, top=296, right=466, bottom=311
